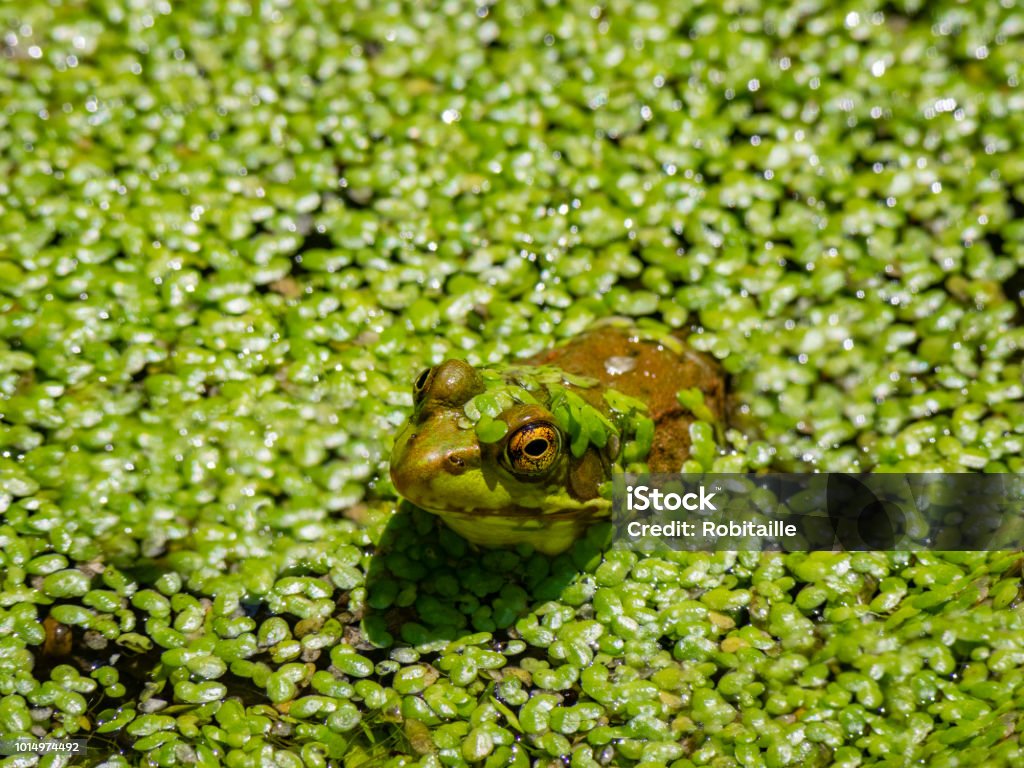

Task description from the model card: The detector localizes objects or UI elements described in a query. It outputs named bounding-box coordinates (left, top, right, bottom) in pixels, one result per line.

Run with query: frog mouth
left=435, top=498, right=611, bottom=520
left=434, top=506, right=608, bottom=555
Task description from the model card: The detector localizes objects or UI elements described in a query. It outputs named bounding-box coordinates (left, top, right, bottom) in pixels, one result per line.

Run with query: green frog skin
left=389, top=325, right=726, bottom=555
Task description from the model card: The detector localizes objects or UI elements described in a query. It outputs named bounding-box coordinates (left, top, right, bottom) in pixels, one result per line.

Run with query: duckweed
left=2, top=0, right=1024, bottom=765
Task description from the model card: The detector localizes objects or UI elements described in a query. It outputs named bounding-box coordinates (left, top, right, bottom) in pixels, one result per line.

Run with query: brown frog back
left=525, top=326, right=725, bottom=472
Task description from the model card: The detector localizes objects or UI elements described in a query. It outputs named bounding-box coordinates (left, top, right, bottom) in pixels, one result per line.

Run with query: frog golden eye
left=506, top=423, right=560, bottom=475
left=412, top=367, right=433, bottom=402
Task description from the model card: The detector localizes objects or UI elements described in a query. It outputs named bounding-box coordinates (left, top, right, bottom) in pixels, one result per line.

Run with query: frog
left=388, top=323, right=726, bottom=554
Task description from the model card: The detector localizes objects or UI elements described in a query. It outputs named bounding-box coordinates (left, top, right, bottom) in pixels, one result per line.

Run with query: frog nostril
left=443, top=447, right=477, bottom=475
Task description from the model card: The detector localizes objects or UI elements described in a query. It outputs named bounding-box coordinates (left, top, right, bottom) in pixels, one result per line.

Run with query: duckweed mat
left=1, top=0, right=1023, bottom=766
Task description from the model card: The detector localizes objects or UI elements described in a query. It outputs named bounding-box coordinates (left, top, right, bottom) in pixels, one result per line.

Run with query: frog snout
left=389, top=430, right=482, bottom=498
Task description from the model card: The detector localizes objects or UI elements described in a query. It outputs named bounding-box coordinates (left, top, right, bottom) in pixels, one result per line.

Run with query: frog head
left=388, top=359, right=619, bottom=554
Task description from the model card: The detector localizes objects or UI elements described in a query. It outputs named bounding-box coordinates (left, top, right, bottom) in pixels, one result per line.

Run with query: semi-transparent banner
left=612, top=474, right=1024, bottom=551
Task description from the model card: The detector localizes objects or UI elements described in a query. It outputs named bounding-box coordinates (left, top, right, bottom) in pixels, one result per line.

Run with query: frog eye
left=505, top=423, right=561, bottom=475
left=412, top=367, right=433, bottom=402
